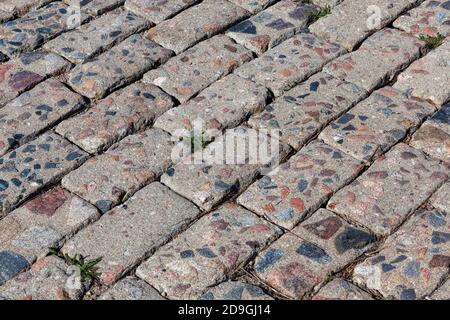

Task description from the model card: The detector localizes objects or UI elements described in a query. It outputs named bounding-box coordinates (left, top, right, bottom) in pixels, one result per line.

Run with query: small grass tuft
left=49, top=247, right=102, bottom=281
left=419, top=33, right=443, bottom=50
left=312, top=5, right=332, bottom=19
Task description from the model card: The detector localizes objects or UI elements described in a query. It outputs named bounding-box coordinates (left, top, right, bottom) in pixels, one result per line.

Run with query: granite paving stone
left=98, top=277, right=165, bottom=300
left=62, top=129, right=174, bottom=213
left=0, top=2, right=89, bottom=57
left=0, top=79, right=87, bottom=157
left=56, top=82, right=175, bottom=154
left=0, top=0, right=54, bottom=15
left=68, top=34, right=173, bottom=99
left=136, top=203, right=282, bottom=299
left=144, top=35, right=253, bottom=103
left=319, top=86, right=436, bottom=162
left=161, top=127, right=292, bottom=211
left=0, top=186, right=99, bottom=264
left=235, top=33, right=344, bottom=97
left=237, top=141, right=363, bottom=230
left=0, top=250, right=29, bottom=286
left=353, top=208, right=450, bottom=300
left=0, top=51, right=71, bottom=107
left=146, top=0, right=250, bottom=54
left=0, top=256, right=87, bottom=300
left=431, top=182, right=450, bottom=214
left=328, top=143, right=448, bottom=235
left=323, top=28, right=424, bottom=92
left=430, top=280, right=450, bottom=300
left=197, top=281, right=273, bottom=300
left=310, top=0, right=342, bottom=7
left=312, top=278, right=373, bottom=300
left=62, top=182, right=201, bottom=284
left=125, top=0, right=201, bottom=24
left=63, top=0, right=126, bottom=16
left=0, top=132, right=89, bottom=217
left=394, top=39, right=450, bottom=106
left=154, top=74, right=270, bottom=140
left=248, top=72, right=368, bottom=150
left=226, top=0, right=317, bottom=54
left=0, top=10, right=13, bottom=23
left=393, top=0, right=450, bottom=37
left=43, top=8, right=151, bottom=64
left=254, top=209, right=375, bottom=299
left=228, top=0, right=279, bottom=14
left=309, top=0, right=421, bottom=51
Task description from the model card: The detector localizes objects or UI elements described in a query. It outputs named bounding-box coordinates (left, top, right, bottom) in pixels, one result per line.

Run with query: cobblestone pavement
left=0, top=0, right=449, bottom=300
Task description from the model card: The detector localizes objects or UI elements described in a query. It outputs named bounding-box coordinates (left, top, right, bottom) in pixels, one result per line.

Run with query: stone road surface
left=0, top=0, right=449, bottom=300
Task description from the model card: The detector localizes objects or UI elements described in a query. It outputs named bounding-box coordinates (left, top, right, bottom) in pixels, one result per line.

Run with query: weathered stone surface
left=323, top=28, right=424, bottom=92
left=125, top=0, right=200, bottom=24
left=0, top=133, right=89, bottom=217
left=62, top=129, right=174, bottom=213
left=0, top=2, right=88, bottom=56
left=238, top=141, right=363, bottom=230
left=393, top=0, right=450, bottom=37
left=0, top=51, right=70, bottom=107
left=254, top=209, right=375, bottom=299
left=248, top=72, right=367, bottom=150
left=0, top=251, right=29, bottom=285
left=0, top=186, right=99, bottom=264
left=0, top=0, right=54, bottom=15
left=235, top=33, right=344, bottom=97
left=161, top=127, right=292, bottom=211
left=328, top=143, right=448, bottom=235
left=146, top=0, right=250, bottom=54
left=198, top=281, right=273, bottom=300
left=310, top=0, right=342, bottom=7
left=64, top=0, right=125, bottom=16
left=353, top=208, right=450, bottom=300
left=136, top=203, right=282, bottom=299
left=44, top=8, right=150, bottom=64
left=99, top=277, right=165, bottom=300
left=394, top=40, right=450, bottom=106
left=431, top=182, right=450, bottom=214
left=154, top=74, right=269, bottom=140
left=227, top=0, right=317, bottom=54
left=309, top=0, right=420, bottom=51
left=0, top=10, right=13, bottom=23
left=56, top=82, right=175, bottom=154
left=68, top=34, right=172, bottom=99
left=143, top=35, right=253, bottom=103
left=313, top=278, right=373, bottom=300
left=62, top=182, right=201, bottom=284
left=430, top=280, right=450, bottom=300
left=0, top=256, right=86, bottom=300
left=410, top=123, right=450, bottom=163
left=228, top=0, right=278, bottom=14
left=0, top=79, right=86, bottom=157
left=319, top=86, right=436, bottom=162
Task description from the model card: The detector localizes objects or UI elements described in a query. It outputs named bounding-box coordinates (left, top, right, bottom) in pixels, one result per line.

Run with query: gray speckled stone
left=0, top=10, right=13, bottom=23
left=99, top=277, right=165, bottom=300
left=228, top=0, right=278, bottom=14
left=63, top=0, right=125, bottom=16
left=313, top=278, right=373, bottom=300
left=431, top=182, right=450, bottom=214
left=198, top=281, right=273, bottom=300
left=430, top=280, right=450, bottom=300
left=0, top=0, right=54, bottom=15
left=125, top=0, right=200, bottom=24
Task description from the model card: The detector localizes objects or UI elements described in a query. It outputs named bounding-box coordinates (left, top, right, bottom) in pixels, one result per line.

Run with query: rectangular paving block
left=328, top=143, right=448, bottom=235
left=0, top=0, right=54, bottom=15
left=125, top=0, right=200, bottom=24
left=248, top=72, right=368, bottom=150
left=43, top=8, right=151, bottom=64
left=161, top=127, right=292, bottom=211
left=254, top=209, right=375, bottom=299
left=312, top=278, right=373, bottom=300
left=62, top=182, right=201, bottom=284
left=309, top=0, right=420, bottom=51
left=56, top=81, right=175, bottom=154
left=67, top=34, right=173, bottom=99
left=323, top=28, right=424, bottom=92
left=144, top=35, right=253, bottom=103
left=98, top=277, right=165, bottom=300
left=235, top=33, right=344, bottom=97
left=62, top=129, right=174, bottom=213
left=0, top=51, right=71, bottom=107
left=0, top=186, right=99, bottom=265
left=226, top=0, right=317, bottom=54
left=198, top=281, right=273, bottom=300
left=353, top=208, right=450, bottom=300
left=0, top=132, right=89, bottom=217
left=0, top=256, right=86, bottom=300
left=0, top=79, right=87, bottom=157
left=431, top=182, right=450, bottom=214
left=394, top=39, right=450, bottom=106
left=319, top=86, right=436, bottom=162
left=154, top=74, right=270, bottom=140
left=238, top=141, right=363, bottom=230
left=228, top=0, right=278, bottom=14
left=393, top=0, right=450, bottom=37
left=410, top=104, right=450, bottom=163
left=430, top=280, right=450, bottom=300
left=64, top=0, right=125, bottom=16
left=0, top=2, right=89, bottom=56
left=146, top=0, right=250, bottom=54
left=136, top=203, right=282, bottom=299
left=310, top=0, right=342, bottom=7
